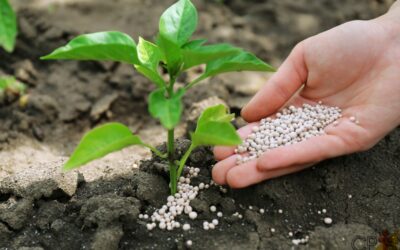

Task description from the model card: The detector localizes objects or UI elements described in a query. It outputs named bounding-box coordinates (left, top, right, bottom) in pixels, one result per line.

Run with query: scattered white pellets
left=210, top=205, right=217, bottom=212
left=322, top=209, right=327, bottom=214
left=186, top=240, right=193, bottom=247
left=324, top=217, right=333, bottom=225
left=348, top=194, right=352, bottom=199
left=189, top=212, right=198, bottom=220
left=288, top=232, right=293, bottom=237
left=140, top=167, right=203, bottom=231
left=278, top=209, right=283, bottom=214
left=292, top=236, right=309, bottom=245
left=217, top=212, right=223, bottom=217
left=212, top=219, right=219, bottom=225
left=270, top=228, right=276, bottom=233
left=235, top=103, right=342, bottom=164
left=259, top=209, right=265, bottom=214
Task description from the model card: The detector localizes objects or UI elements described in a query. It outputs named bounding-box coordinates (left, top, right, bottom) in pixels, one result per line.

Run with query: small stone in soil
left=324, top=217, right=333, bottom=225
left=210, top=205, right=217, bottom=212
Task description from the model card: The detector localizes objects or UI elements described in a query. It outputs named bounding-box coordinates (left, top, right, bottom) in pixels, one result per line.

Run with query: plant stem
left=177, top=143, right=196, bottom=179
left=167, top=128, right=177, bottom=194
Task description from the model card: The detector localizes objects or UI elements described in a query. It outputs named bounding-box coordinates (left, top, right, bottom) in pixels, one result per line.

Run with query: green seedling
left=41, top=0, right=275, bottom=194
left=0, top=0, right=17, bottom=52
left=0, top=76, right=26, bottom=103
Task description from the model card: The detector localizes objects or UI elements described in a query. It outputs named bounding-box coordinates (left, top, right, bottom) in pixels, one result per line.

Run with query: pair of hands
left=212, top=4, right=400, bottom=188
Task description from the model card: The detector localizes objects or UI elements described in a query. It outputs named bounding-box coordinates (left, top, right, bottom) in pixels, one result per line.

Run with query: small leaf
left=157, top=34, right=183, bottom=77
left=192, top=121, right=241, bottom=146
left=136, top=37, right=165, bottom=88
left=202, top=52, right=275, bottom=79
left=159, top=0, right=198, bottom=46
left=137, top=37, right=162, bottom=71
left=41, top=31, right=139, bottom=65
left=197, top=104, right=234, bottom=124
left=182, top=43, right=242, bottom=70
left=192, top=105, right=242, bottom=147
left=0, top=0, right=17, bottom=52
left=64, top=123, right=143, bottom=170
left=148, top=88, right=185, bottom=129
left=182, top=39, right=207, bottom=49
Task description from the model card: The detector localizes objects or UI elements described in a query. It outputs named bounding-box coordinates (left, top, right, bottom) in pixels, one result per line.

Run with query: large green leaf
left=41, top=31, right=139, bottom=65
left=0, top=0, right=17, bottom=52
left=203, top=52, right=275, bottom=78
left=64, top=123, right=143, bottom=171
left=148, top=88, right=185, bottom=129
left=182, top=43, right=242, bottom=70
left=192, top=121, right=241, bottom=146
left=192, top=105, right=242, bottom=146
left=159, top=0, right=198, bottom=46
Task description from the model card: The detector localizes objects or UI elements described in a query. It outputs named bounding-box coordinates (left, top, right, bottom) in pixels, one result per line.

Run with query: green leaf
left=197, top=104, right=234, bottom=124
left=0, top=76, right=25, bottom=94
left=159, top=0, right=198, bottom=46
left=200, top=52, right=275, bottom=80
left=182, top=39, right=207, bottom=49
left=148, top=88, right=185, bottom=129
left=41, top=31, right=139, bottom=65
left=157, top=34, right=183, bottom=77
left=192, top=122, right=241, bottom=146
left=192, top=105, right=242, bottom=146
left=136, top=37, right=165, bottom=88
left=64, top=123, right=144, bottom=171
left=0, top=0, right=17, bottom=52
left=137, top=37, right=162, bottom=71
left=182, top=43, right=242, bottom=70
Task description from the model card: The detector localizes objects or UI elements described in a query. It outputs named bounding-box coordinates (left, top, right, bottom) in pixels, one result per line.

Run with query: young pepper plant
left=0, top=0, right=17, bottom=52
left=41, top=0, right=275, bottom=194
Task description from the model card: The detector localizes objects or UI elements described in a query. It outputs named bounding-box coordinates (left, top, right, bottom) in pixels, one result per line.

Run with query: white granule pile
left=235, top=103, right=342, bottom=164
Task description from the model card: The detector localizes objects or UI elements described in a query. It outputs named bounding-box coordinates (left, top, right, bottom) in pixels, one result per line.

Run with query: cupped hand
left=212, top=16, right=400, bottom=188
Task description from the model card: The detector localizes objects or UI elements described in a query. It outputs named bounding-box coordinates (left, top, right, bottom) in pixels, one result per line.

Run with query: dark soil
left=0, top=0, right=398, bottom=249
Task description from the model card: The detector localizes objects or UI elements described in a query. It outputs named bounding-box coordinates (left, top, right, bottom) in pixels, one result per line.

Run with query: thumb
left=241, top=42, right=308, bottom=122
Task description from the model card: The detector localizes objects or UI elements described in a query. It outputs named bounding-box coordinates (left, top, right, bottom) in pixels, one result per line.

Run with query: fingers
left=241, top=42, right=308, bottom=122
left=212, top=155, right=312, bottom=188
left=213, top=123, right=258, bottom=161
left=212, top=154, right=239, bottom=185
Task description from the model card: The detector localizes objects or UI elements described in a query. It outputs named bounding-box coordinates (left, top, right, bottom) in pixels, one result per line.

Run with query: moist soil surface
left=0, top=0, right=399, bottom=249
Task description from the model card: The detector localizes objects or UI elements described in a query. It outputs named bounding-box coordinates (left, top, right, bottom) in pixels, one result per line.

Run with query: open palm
left=213, top=19, right=400, bottom=188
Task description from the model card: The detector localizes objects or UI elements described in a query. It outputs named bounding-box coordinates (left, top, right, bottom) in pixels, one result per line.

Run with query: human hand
left=212, top=8, right=400, bottom=188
